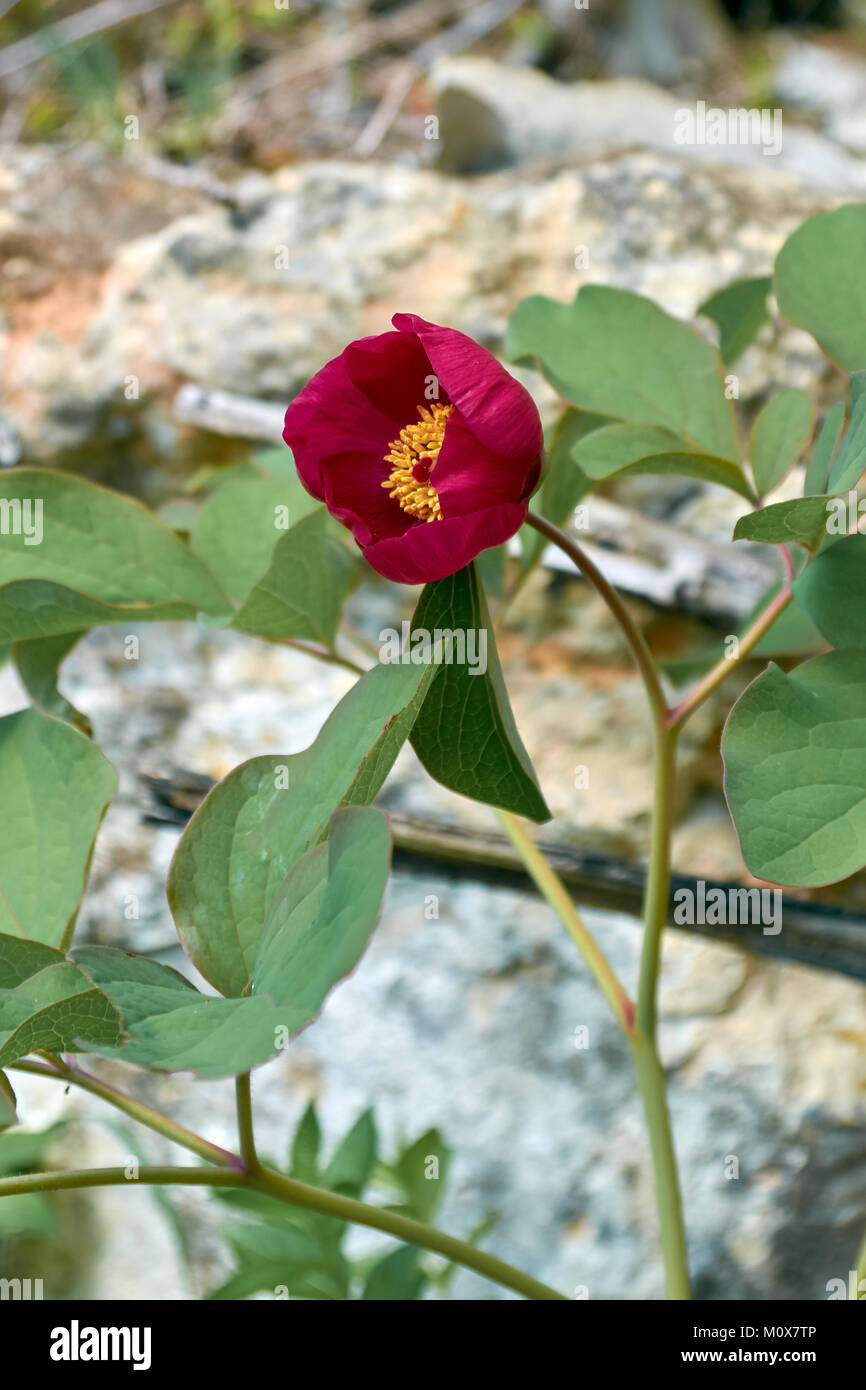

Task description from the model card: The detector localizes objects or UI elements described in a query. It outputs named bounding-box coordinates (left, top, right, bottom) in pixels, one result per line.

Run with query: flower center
left=382, top=401, right=453, bottom=522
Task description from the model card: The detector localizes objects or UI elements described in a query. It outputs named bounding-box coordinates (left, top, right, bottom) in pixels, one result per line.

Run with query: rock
left=0, top=142, right=839, bottom=462
left=430, top=56, right=866, bottom=192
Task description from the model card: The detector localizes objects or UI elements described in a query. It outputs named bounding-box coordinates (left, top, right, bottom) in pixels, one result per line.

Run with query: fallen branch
left=142, top=774, right=866, bottom=982
left=172, top=381, right=778, bottom=625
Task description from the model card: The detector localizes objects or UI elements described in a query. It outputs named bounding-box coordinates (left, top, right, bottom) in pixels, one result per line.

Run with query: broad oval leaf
left=0, top=470, right=230, bottom=639
left=190, top=474, right=314, bottom=603
left=697, top=275, right=772, bottom=366
left=723, top=650, right=866, bottom=886
left=506, top=285, right=739, bottom=461
left=0, top=709, right=117, bottom=947
left=169, top=658, right=440, bottom=996
left=792, top=533, right=866, bottom=648
left=409, top=562, right=550, bottom=822
left=230, top=508, right=356, bottom=646
left=749, top=389, right=814, bottom=498
left=775, top=203, right=866, bottom=370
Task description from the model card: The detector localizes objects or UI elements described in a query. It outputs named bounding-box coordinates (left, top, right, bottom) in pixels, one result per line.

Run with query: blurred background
left=1, top=0, right=866, bottom=1300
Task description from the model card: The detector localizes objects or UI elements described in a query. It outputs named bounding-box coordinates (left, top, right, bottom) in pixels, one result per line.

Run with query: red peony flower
left=283, top=314, right=544, bottom=584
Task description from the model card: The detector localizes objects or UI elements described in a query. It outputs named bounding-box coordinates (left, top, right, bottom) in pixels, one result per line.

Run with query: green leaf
left=752, top=597, right=826, bottom=658
left=84, top=810, right=391, bottom=1078
left=0, top=1069, right=16, bottom=1130
left=749, top=389, right=815, bottom=497
left=0, top=958, right=123, bottom=1069
left=804, top=403, right=845, bottom=495
left=169, top=659, right=440, bottom=996
left=506, top=285, right=739, bottom=461
left=361, top=1245, right=425, bottom=1301
left=519, top=408, right=605, bottom=576
left=191, top=475, right=316, bottom=603
left=322, top=1109, right=378, bottom=1198
left=12, top=632, right=92, bottom=734
left=290, top=1102, right=321, bottom=1183
left=827, top=392, right=866, bottom=493
left=251, top=807, right=392, bottom=1032
left=409, top=563, right=550, bottom=822
left=230, top=509, right=356, bottom=645
left=775, top=204, right=866, bottom=370
left=0, top=709, right=117, bottom=946
left=211, top=1221, right=349, bottom=1301
left=0, top=470, right=230, bottom=641
left=387, top=1128, right=451, bottom=1223
left=723, top=650, right=866, bottom=886
left=698, top=275, right=772, bottom=365
left=793, top=534, right=866, bottom=648
left=574, top=423, right=753, bottom=500
left=733, top=496, right=831, bottom=546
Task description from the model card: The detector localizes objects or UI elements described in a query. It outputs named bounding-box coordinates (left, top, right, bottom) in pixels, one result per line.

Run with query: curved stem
left=526, top=511, right=669, bottom=726
left=0, top=1163, right=566, bottom=1301
left=235, top=1072, right=258, bottom=1171
left=247, top=1166, right=566, bottom=1299
left=0, top=1166, right=246, bottom=1197
left=11, top=1057, right=240, bottom=1169
left=497, top=809, right=635, bottom=1037
left=636, top=724, right=676, bottom=1040
left=517, top=515, right=690, bottom=1296
left=667, top=581, right=793, bottom=732
left=632, top=723, right=691, bottom=1299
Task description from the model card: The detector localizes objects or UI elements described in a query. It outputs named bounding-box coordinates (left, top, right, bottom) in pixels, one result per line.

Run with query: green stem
left=526, top=511, right=669, bottom=727
left=11, top=1057, right=240, bottom=1169
left=496, top=808, right=635, bottom=1037
left=235, top=1072, right=258, bottom=1171
left=633, top=723, right=691, bottom=1299
left=0, top=1164, right=566, bottom=1301
left=630, top=1037, right=690, bottom=1299
left=667, top=581, right=793, bottom=732
left=854, top=1224, right=866, bottom=1300
left=520, top=516, right=691, bottom=1298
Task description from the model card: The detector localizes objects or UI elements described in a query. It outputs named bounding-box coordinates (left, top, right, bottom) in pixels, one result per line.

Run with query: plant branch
left=632, top=723, right=691, bottom=1299
left=235, top=1072, right=258, bottom=1171
left=526, top=511, right=669, bottom=726
left=496, top=809, right=635, bottom=1037
left=12, top=1057, right=240, bottom=1169
left=667, top=580, right=793, bottom=731
left=0, top=1162, right=566, bottom=1301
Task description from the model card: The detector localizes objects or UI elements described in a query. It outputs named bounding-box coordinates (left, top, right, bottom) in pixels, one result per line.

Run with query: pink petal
left=433, top=410, right=542, bottom=515
left=319, top=451, right=411, bottom=547
left=392, top=314, right=542, bottom=461
left=344, top=331, right=437, bottom=423
left=283, top=349, right=398, bottom=499
left=361, top=502, right=528, bottom=584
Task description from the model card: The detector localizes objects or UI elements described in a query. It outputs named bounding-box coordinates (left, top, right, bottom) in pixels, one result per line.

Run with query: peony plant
left=1, top=202, right=866, bottom=1301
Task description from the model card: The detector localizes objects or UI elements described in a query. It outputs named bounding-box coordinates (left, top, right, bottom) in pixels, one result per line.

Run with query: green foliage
left=506, top=284, right=740, bottom=462
left=748, top=389, right=814, bottom=498
left=723, top=651, right=866, bottom=887
left=0, top=1121, right=66, bottom=1241
left=169, top=659, right=441, bottom=996
left=209, top=1104, right=477, bottom=1301
left=0, top=709, right=117, bottom=947
left=409, top=564, right=550, bottom=822
left=697, top=276, right=772, bottom=366
left=775, top=204, right=866, bottom=370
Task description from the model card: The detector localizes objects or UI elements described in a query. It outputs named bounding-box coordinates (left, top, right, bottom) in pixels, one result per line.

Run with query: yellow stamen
left=381, top=401, right=453, bottom=522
